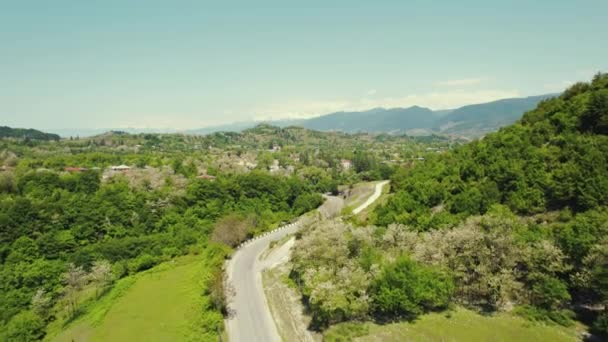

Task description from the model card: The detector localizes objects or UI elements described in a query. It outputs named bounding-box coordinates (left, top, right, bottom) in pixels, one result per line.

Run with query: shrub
left=593, top=311, right=608, bottom=336
left=371, top=256, right=454, bottom=319
left=128, top=254, right=158, bottom=273
left=2, top=311, right=45, bottom=342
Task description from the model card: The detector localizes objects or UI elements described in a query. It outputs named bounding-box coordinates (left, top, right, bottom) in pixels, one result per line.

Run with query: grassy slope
left=341, top=181, right=381, bottom=213
left=48, top=255, right=220, bottom=342
left=352, top=181, right=391, bottom=225
left=324, top=307, right=582, bottom=342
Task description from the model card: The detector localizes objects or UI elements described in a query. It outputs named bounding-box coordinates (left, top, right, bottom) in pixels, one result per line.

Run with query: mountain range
left=43, top=93, right=557, bottom=138
left=188, top=93, right=557, bottom=137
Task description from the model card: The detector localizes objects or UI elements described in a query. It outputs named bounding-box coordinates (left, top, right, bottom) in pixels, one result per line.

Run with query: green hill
left=372, top=72, right=608, bottom=334
left=0, top=126, right=60, bottom=141
left=434, top=94, right=557, bottom=135
left=299, top=106, right=439, bottom=133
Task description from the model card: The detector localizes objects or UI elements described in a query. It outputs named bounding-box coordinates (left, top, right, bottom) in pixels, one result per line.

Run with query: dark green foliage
left=371, top=257, right=453, bottom=319
left=377, top=73, right=608, bottom=228
left=371, top=73, right=608, bottom=329
left=593, top=311, right=608, bottom=336
left=528, top=273, right=571, bottom=310
left=1, top=311, right=45, bottom=342
left=0, top=126, right=59, bottom=141
left=0, top=161, right=324, bottom=336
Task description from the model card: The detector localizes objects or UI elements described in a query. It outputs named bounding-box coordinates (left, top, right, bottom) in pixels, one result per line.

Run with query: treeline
left=292, top=73, right=608, bottom=336
left=0, top=167, right=322, bottom=340
left=0, top=126, right=60, bottom=141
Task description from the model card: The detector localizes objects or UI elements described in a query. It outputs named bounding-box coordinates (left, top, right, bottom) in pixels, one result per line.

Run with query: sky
left=1, top=0, right=607, bottom=130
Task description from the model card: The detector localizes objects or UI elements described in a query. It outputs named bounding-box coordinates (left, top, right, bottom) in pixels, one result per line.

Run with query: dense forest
left=0, top=167, right=323, bottom=340
left=291, top=73, right=608, bottom=336
left=0, top=127, right=60, bottom=141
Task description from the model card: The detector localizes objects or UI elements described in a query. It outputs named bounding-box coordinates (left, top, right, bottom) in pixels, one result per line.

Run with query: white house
left=340, top=159, right=353, bottom=170
left=111, top=165, right=131, bottom=171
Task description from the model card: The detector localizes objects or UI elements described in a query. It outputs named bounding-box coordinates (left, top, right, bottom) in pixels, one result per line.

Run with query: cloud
left=436, top=78, right=484, bottom=86
left=542, top=80, right=574, bottom=92
left=253, top=89, right=521, bottom=120
left=366, top=89, right=377, bottom=96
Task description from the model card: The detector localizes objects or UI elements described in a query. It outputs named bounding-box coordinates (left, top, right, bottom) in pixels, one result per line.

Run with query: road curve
left=225, top=180, right=388, bottom=342
left=353, top=180, right=389, bottom=214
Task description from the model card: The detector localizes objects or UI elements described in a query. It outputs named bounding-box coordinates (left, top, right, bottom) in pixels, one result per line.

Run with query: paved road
left=225, top=222, right=300, bottom=342
left=225, top=181, right=388, bottom=342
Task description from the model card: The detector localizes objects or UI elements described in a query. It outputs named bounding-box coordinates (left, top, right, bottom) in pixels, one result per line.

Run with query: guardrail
left=236, top=221, right=299, bottom=249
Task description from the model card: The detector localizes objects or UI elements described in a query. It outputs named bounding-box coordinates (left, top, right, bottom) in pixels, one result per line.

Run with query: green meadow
left=324, top=307, right=583, bottom=342
left=47, top=255, right=222, bottom=342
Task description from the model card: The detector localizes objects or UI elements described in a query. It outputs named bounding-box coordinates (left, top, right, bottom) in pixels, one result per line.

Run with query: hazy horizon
left=2, top=1, right=607, bottom=130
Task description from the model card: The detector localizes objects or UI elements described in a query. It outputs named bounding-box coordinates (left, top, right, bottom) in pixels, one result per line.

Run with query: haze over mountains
left=45, top=94, right=556, bottom=138
left=191, top=93, right=557, bottom=137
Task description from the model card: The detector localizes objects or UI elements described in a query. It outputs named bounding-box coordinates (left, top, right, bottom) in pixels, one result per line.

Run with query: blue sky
left=1, top=0, right=607, bottom=129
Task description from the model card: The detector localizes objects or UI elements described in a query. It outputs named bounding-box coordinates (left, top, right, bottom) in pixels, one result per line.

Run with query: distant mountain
left=47, top=127, right=183, bottom=138
left=43, top=94, right=557, bottom=138
left=435, top=94, right=557, bottom=135
left=297, top=106, right=442, bottom=133
left=0, top=126, right=60, bottom=141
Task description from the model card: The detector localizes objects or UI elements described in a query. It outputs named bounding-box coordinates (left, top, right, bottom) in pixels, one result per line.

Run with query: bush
left=2, top=311, right=45, bottom=342
left=529, top=273, right=570, bottom=310
left=514, top=305, right=574, bottom=326
left=371, top=256, right=454, bottom=319
left=593, top=311, right=608, bottom=336
left=128, top=254, right=158, bottom=273
left=324, top=322, right=369, bottom=342
left=112, top=261, right=129, bottom=279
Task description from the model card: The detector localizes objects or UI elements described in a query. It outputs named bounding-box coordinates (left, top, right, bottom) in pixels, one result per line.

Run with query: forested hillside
left=0, top=127, right=60, bottom=141
left=435, top=94, right=556, bottom=135
left=186, top=95, right=552, bottom=137
left=291, top=73, right=608, bottom=338
left=0, top=168, right=323, bottom=340
left=298, top=106, right=439, bottom=133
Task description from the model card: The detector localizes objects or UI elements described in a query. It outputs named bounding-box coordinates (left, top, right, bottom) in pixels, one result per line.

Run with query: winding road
left=225, top=180, right=388, bottom=342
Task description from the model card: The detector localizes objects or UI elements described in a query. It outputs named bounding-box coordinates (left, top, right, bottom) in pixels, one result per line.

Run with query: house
left=269, top=144, right=281, bottom=152
left=340, top=159, right=353, bottom=170
left=64, top=167, right=88, bottom=172
left=111, top=165, right=131, bottom=172
left=269, top=159, right=280, bottom=173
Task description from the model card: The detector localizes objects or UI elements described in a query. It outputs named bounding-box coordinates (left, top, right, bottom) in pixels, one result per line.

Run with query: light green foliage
left=324, top=308, right=580, bottom=342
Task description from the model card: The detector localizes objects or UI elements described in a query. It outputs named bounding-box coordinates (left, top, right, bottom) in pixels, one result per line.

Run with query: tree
left=580, top=89, right=608, bottom=134
left=528, top=273, right=570, bottom=310
left=2, top=311, right=45, bottom=342
left=0, top=172, right=16, bottom=193
left=62, top=263, right=87, bottom=317
left=371, top=256, right=453, bottom=319
left=31, top=289, right=52, bottom=319
left=210, top=214, right=254, bottom=247
left=89, top=260, right=113, bottom=298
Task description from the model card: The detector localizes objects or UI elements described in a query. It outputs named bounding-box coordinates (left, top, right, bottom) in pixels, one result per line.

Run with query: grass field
left=324, top=307, right=583, bottom=342
left=352, top=181, right=391, bottom=224
left=48, top=254, right=222, bottom=342
left=341, top=181, right=382, bottom=214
